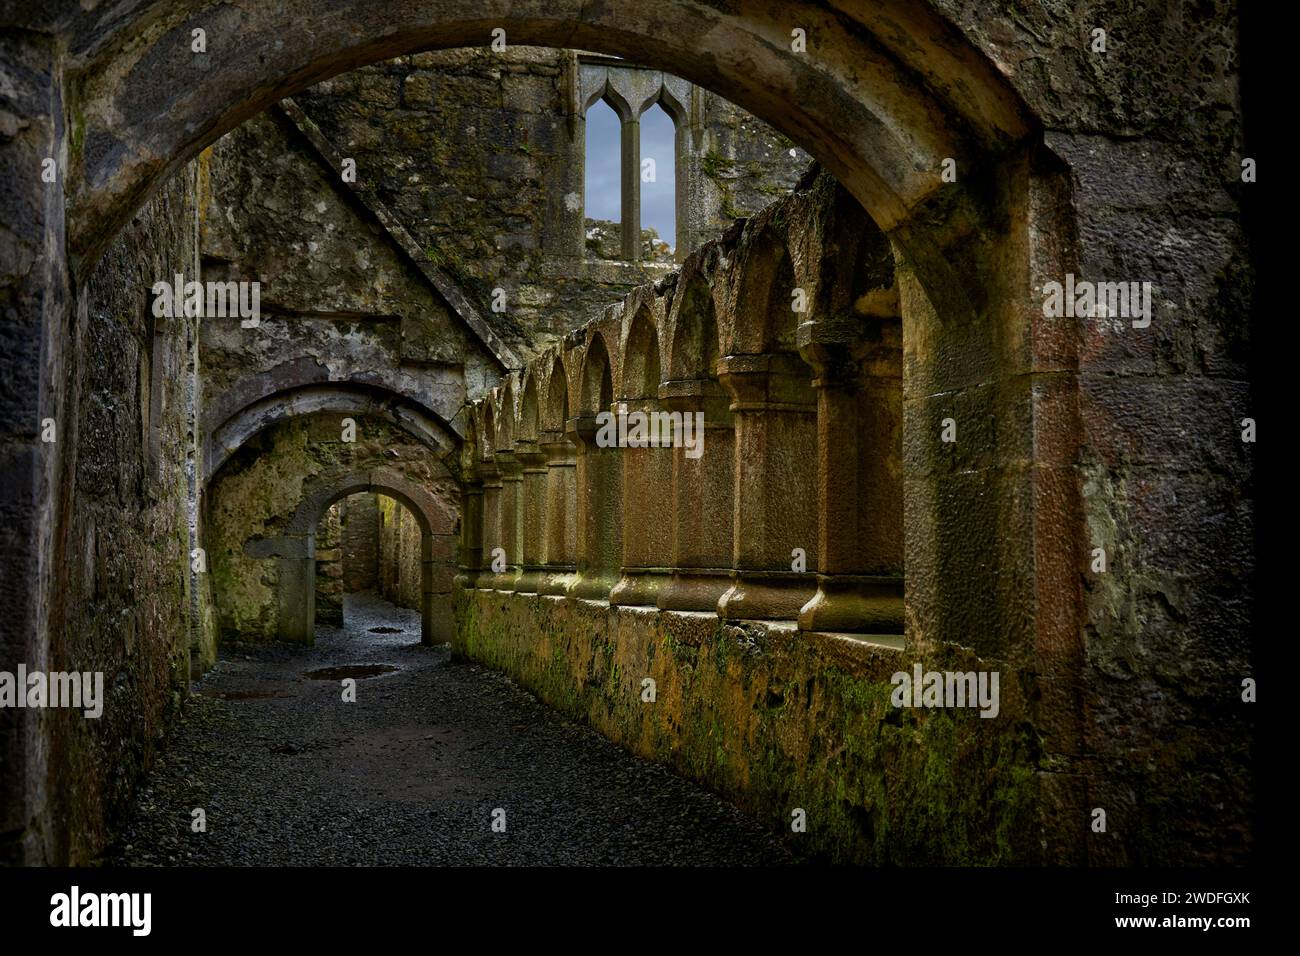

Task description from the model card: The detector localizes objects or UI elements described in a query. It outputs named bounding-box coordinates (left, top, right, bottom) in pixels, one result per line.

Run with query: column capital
left=494, top=448, right=522, bottom=477
left=565, top=413, right=602, bottom=447
left=514, top=437, right=546, bottom=471
left=796, top=316, right=871, bottom=387
left=540, top=429, right=577, bottom=465
left=658, top=378, right=732, bottom=426
left=477, top=459, right=502, bottom=486
left=716, top=352, right=815, bottom=411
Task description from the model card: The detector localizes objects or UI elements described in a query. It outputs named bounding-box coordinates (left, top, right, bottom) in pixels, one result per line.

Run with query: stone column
left=620, top=118, right=641, bottom=262
left=420, top=532, right=435, bottom=643
left=514, top=437, right=548, bottom=594
left=655, top=380, right=735, bottom=611
left=610, top=399, right=675, bottom=606
left=453, top=473, right=483, bottom=591
left=716, top=353, right=819, bottom=620
left=276, top=533, right=316, bottom=643
left=565, top=412, right=623, bottom=601
left=495, top=449, right=523, bottom=591
left=538, top=430, right=577, bottom=595
left=427, top=531, right=457, bottom=642
left=477, top=458, right=502, bottom=589
left=796, top=317, right=904, bottom=637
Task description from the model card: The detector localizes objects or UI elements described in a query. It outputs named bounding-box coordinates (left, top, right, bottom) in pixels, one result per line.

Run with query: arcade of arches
left=0, top=1, right=1255, bottom=866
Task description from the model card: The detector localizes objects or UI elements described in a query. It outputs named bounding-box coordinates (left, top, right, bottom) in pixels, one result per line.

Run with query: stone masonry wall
left=455, top=591, right=1038, bottom=864
left=198, top=109, right=498, bottom=418
left=314, top=502, right=344, bottom=625
left=293, top=47, right=808, bottom=358
left=42, top=171, right=202, bottom=864
left=341, top=493, right=380, bottom=593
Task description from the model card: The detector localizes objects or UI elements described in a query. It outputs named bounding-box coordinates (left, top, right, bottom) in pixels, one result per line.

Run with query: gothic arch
left=582, top=85, right=634, bottom=124
left=519, top=371, right=541, bottom=444
left=716, top=210, right=800, bottom=356
left=493, top=378, right=517, bottom=453
left=664, top=249, right=721, bottom=382
left=479, top=402, right=496, bottom=463
left=578, top=331, right=615, bottom=416
left=544, top=352, right=570, bottom=433
left=619, top=295, right=663, bottom=401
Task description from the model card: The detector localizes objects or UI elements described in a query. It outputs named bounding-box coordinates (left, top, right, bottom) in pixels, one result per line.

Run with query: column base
left=717, top=572, right=818, bottom=621
left=515, top=565, right=546, bottom=595
left=609, top=569, right=670, bottom=607
left=478, top=568, right=522, bottom=592
left=797, top=574, right=904, bottom=634
left=656, top=568, right=733, bottom=612
left=565, top=569, right=619, bottom=602
left=537, top=566, right=576, bottom=596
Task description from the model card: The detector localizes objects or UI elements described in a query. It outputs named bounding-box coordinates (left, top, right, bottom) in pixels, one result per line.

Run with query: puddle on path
left=303, top=664, right=399, bottom=680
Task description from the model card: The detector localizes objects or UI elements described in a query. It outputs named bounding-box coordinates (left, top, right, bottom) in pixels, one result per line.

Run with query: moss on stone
left=452, top=589, right=1045, bottom=865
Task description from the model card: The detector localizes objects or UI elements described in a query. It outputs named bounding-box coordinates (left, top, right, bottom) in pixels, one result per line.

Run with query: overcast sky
left=585, top=100, right=676, bottom=248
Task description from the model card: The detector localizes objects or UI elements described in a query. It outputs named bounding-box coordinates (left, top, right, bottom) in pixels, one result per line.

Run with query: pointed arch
left=579, top=333, right=615, bottom=415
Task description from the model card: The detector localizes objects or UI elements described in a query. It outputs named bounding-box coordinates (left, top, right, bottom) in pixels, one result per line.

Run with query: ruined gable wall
left=199, top=110, right=494, bottom=427
left=292, top=47, right=809, bottom=359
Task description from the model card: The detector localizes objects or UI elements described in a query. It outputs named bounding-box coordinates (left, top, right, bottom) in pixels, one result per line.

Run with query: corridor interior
left=0, top=2, right=1255, bottom=870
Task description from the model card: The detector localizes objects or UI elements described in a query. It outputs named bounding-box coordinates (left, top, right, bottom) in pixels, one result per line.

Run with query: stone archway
left=3, top=0, right=1112, bottom=868
left=61, top=0, right=1033, bottom=301
left=279, top=468, right=456, bottom=645
left=203, top=382, right=462, bottom=482
left=17, top=0, right=1074, bottom=685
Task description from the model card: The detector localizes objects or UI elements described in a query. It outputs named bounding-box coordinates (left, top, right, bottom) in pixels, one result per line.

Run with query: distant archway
left=279, top=468, right=455, bottom=644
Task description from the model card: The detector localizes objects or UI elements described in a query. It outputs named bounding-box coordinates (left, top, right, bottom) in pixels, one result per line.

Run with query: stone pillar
left=538, top=430, right=577, bottom=595
left=428, top=531, right=457, bottom=642
left=797, top=317, right=904, bottom=637
left=716, top=353, right=819, bottom=620
left=620, top=117, right=641, bottom=262
left=453, top=474, right=483, bottom=590
left=477, top=458, right=501, bottom=588
left=610, top=399, right=675, bottom=606
left=420, top=533, right=435, bottom=644
left=495, top=449, right=523, bottom=590
left=277, top=533, right=317, bottom=644
left=514, top=437, right=547, bottom=594
left=565, top=412, right=622, bottom=601
left=656, top=380, right=735, bottom=611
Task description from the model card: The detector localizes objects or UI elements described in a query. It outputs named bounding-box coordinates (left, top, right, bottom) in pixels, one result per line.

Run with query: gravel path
left=106, top=592, right=798, bottom=866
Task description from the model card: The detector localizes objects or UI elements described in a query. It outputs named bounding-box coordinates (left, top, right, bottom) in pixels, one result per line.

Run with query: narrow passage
left=107, top=593, right=796, bottom=866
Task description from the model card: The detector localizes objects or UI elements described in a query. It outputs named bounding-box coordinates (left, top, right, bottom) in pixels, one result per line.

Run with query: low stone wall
left=454, top=588, right=1041, bottom=865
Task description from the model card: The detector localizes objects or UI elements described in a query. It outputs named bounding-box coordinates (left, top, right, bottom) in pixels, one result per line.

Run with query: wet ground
left=105, top=592, right=798, bottom=866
